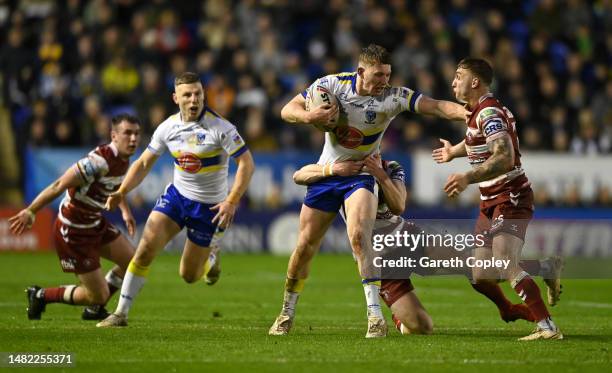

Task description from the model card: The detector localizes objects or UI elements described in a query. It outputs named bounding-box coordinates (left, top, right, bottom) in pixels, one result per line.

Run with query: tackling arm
left=293, top=161, right=365, bottom=186
left=364, top=157, right=407, bottom=215
left=417, top=96, right=468, bottom=122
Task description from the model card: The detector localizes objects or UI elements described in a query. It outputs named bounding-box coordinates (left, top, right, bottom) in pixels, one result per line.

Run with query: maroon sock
left=519, top=260, right=541, bottom=276
left=43, top=287, right=69, bottom=304
left=471, top=281, right=512, bottom=315
left=513, top=273, right=550, bottom=321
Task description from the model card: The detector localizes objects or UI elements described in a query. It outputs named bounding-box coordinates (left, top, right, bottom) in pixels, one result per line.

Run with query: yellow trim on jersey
left=170, top=149, right=222, bottom=159
left=229, top=144, right=246, bottom=156
left=405, top=91, right=415, bottom=112
left=174, top=164, right=224, bottom=173
left=361, top=126, right=385, bottom=136
left=355, top=142, right=379, bottom=152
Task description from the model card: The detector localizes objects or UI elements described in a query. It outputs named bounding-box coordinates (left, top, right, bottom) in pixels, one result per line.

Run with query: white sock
left=281, top=291, right=299, bottom=317
left=363, top=283, right=383, bottom=318
left=105, top=270, right=123, bottom=289
left=115, top=270, right=147, bottom=317
left=537, top=317, right=557, bottom=331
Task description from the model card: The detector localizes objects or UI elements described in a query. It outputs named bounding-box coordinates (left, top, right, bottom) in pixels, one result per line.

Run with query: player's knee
left=348, top=229, right=365, bottom=253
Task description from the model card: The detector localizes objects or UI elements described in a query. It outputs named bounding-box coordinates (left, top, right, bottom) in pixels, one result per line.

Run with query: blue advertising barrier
left=24, top=147, right=612, bottom=256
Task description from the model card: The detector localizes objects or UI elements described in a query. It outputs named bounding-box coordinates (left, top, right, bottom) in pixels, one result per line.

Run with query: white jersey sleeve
left=217, top=122, right=248, bottom=158
left=383, top=87, right=422, bottom=118
left=147, top=118, right=173, bottom=155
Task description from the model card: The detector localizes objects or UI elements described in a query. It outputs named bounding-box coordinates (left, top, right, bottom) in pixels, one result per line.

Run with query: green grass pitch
left=0, top=252, right=611, bottom=372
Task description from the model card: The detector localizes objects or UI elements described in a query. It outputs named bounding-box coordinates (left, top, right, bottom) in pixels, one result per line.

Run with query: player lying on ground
left=9, top=114, right=141, bottom=321
left=97, top=72, right=254, bottom=327
left=436, top=58, right=562, bottom=340
left=270, top=44, right=468, bottom=338
left=293, top=155, right=563, bottom=334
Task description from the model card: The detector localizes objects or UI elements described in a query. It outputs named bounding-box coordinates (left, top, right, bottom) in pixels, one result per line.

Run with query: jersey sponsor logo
left=365, top=110, right=377, bottom=124
left=334, top=126, right=364, bottom=149
left=478, top=108, right=498, bottom=121
left=176, top=152, right=202, bottom=173
left=483, top=119, right=505, bottom=136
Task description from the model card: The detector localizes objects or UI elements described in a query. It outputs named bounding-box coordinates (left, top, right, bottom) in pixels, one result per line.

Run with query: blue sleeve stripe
left=147, top=145, right=161, bottom=154
left=409, top=91, right=421, bottom=112
left=301, top=90, right=308, bottom=98
left=230, top=145, right=248, bottom=158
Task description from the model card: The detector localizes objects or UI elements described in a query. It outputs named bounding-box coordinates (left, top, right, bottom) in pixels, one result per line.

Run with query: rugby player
left=270, top=44, right=468, bottom=338
left=9, top=114, right=141, bottom=321
left=97, top=72, right=254, bottom=327
left=437, top=58, right=562, bottom=340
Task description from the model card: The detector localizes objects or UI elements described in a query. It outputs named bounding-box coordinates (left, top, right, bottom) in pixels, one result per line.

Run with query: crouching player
left=293, top=154, right=563, bottom=334
left=9, top=114, right=141, bottom=321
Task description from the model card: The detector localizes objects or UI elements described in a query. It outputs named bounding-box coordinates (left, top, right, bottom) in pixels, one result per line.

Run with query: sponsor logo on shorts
left=61, top=258, right=76, bottom=271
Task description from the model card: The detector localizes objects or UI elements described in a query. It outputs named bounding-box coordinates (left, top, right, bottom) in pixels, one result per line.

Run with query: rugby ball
left=305, top=85, right=340, bottom=132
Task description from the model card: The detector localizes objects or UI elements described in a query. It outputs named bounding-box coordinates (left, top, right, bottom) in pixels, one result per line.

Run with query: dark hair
left=174, top=72, right=201, bottom=86
left=457, top=58, right=493, bottom=86
left=111, top=113, right=140, bottom=128
left=359, top=44, right=391, bottom=66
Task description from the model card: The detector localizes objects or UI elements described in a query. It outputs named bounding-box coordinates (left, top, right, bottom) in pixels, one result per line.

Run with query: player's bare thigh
left=287, top=204, right=336, bottom=279
left=491, top=232, right=524, bottom=280
left=133, top=211, right=182, bottom=266
left=390, top=291, right=433, bottom=335
left=99, top=234, right=135, bottom=274
left=472, top=246, right=499, bottom=281
left=179, top=239, right=212, bottom=283
left=74, top=268, right=110, bottom=305
left=343, top=188, right=377, bottom=276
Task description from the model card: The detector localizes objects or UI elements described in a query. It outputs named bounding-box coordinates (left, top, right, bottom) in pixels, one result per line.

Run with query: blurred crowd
left=1, top=0, right=610, bottom=155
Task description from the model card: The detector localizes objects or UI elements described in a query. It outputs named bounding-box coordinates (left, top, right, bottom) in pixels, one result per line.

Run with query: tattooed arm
left=466, top=134, right=515, bottom=183
left=443, top=134, right=514, bottom=197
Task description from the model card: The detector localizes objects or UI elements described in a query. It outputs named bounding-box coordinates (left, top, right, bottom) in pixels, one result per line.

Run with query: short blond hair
left=174, top=72, right=201, bottom=86
left=358, top=44, right=391, bottom=66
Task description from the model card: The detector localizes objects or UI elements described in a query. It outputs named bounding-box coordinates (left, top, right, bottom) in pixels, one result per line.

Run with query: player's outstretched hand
left=211, top=201, right=237, bottom=229
left=105, top=191, right=124, bottom=211
left=122, top=212, right=136, bottom=237
left=432, top=139, right=454, bottom=163
left=444, top=173, right=469, bottom=197
left=332, top=160, right=364, bottom=177
left=8, top=209, right=35, bottom=235
left=307, top=104, right=338, bottom=127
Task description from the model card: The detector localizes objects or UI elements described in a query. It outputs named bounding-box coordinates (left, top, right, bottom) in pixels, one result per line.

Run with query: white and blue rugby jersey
left=302, top=72, right=422, bottom=164
left=147, top=108, right=248, bottom=204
